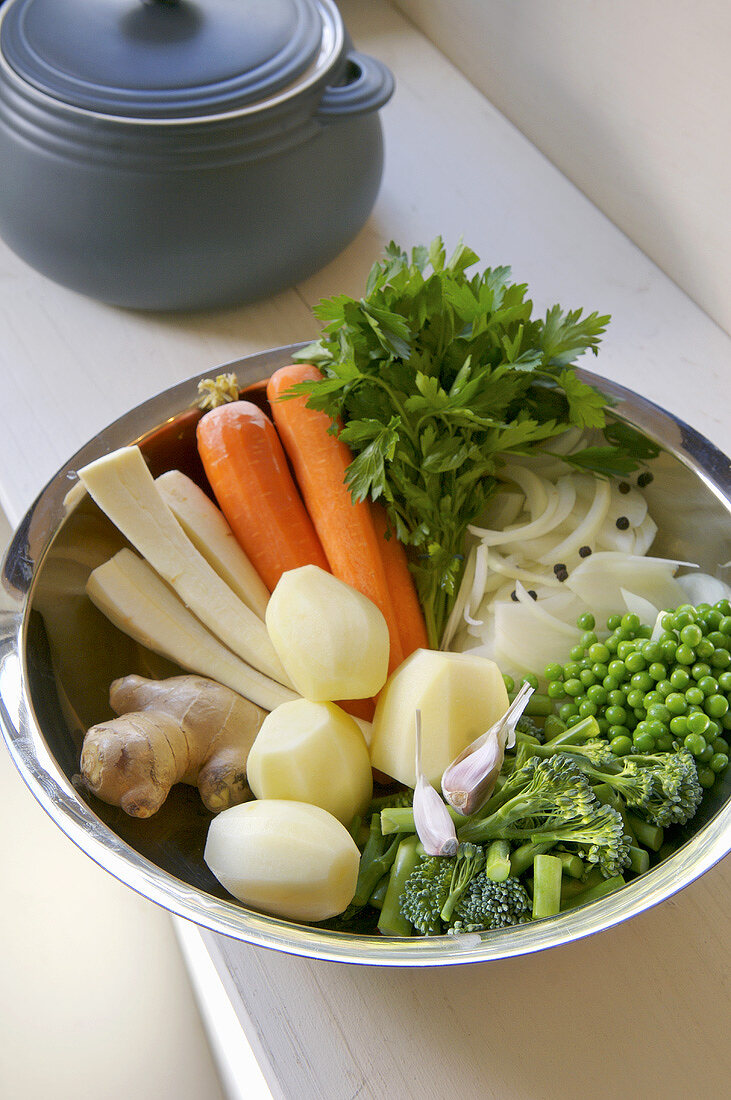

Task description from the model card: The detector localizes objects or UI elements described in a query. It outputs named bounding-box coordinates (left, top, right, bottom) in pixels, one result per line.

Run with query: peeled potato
left=246, top=699, right=373, bottom=824
left=265, top=565, right=389, bottom=700
left=369, top=649, right=510, bottom=788
left=204, top=800, right=360, bottom=922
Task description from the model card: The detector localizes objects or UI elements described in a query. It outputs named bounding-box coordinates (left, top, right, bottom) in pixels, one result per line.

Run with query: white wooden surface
left=0, top=1, right=729, bottom=1097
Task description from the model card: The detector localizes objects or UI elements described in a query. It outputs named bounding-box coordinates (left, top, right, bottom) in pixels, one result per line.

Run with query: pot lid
left=0, top=0, right=340, bottom=119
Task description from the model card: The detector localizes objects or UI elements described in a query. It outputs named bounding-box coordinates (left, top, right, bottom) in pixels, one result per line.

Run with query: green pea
left=675, top=644, right=696, bottom=665
left=687, top=710, right=710, bottom=736
left=695, top=639, right=715, bottom=661
left=646, top=703, right=671, bottom=724
left=544, top=663, right=563, bottom=682
left=608, top=660, right=628, bottom=682
left=610, top=734, right=633, bottom=756
left=559, top=703, right=579, bottom=722
left=617, top=640, right=636, bottom=660
left=710, top=753, right=729, bottom=773
left=577, top=612, right=596, bottom=631
left=634, top=731, right=656, bottom=753
left=606, top=614, right=622, bottom=630
left=669, top=667, right=690, bottom=690
left=646, top=719, right=668, bottom=740
left=680, top=623, right=703, bottom=647
left=587, top=685, right=607, bottom=705
left=666, top=693, right=688, bottom=715
left=579, top=668, right=596, bottom=687
left=581, top=631, right=598, bottom=649
left=698, top=767, right=715, bottom=789
left=657, top=679, right=673, bottom=698
left=641, top=640, right=663, bottom=663
left=656, top=734, right=673, bottom=751
left=597, top=717, right=611, bottom=736
left=626, top=688, right=645, bottom=709
left=684, top=686, right=704, bottom=707
left=570, top=644, right=586, bottom=661
left=717, top=670, right=731, bottom=692
left=674, top=609, right=696, bottom=630
left=648, top=662, right=666, bottom=682
left=605, top=705, right=627, bottom=726
left=699, top=745, right=714, bottom=764
left=564, top=662, right=581, bottom=679
left=704, top=609, right=723, bottom=630
left=720, top=616, right=731, bottom=636
left=660, top=639, right=678, bottom=662
left=621, top=612, right=641, bottom=632
left=708, top=631, right=728, bottom=649
left=722, top=712, right=731, bottom=730
left=588, top=643, right=610, bottom=664
left=547, top=681, right=566, bottom=699
left=715, top=599, right=731, bottom=615
left=565, top=713, right=585, bottom=727
left=705, top=694, right=729, bottom=718
left=712, top=737, right=729, bottom=755
left=503, top=674, right=515, bottom=693
left=669, top=715, right=688, bottom=736
left=684, top=733, right=707, bottom=757
left=711, top=649, right=731, bottom=669
left=563, top=678, right=583, bottom=698
left=691, top=662, right=711, bottom=681
left=522, top=673, right=539, bottom=689
left=696, top=675, right=719, bottom=697
left=607, top=689, right=626, bottom=707
left=705, top=720, right=721, bottom=740
left=591, top=662, right=609, bottom=679
left=604, top=635, right=619, bottom=654
left=630, top=671, right=654, bottom=692
left=578, top=700, right=598, bottom=718
left=625, top=651, right=646, bottom=674
left=643, top=690, right=663, bottom=708
left=602, top=675, right=620, bottom=692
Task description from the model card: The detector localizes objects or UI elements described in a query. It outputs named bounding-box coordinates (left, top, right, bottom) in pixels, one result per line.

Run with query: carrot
left=267, top=364, right=405, bottom=673
left=196, top=400, right=329, bottom=593
left=371, top=503, right=428, bottom=658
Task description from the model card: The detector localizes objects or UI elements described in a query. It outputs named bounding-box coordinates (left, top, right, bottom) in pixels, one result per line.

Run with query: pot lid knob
left=0, top=0, right=333, bottom=119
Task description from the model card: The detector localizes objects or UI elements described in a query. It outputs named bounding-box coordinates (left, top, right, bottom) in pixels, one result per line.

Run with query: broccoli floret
left=515, top=714, right=544, bottom=743
left=624, top=748, right=703, bottom=827
left=458, top=755, right=631, bottom=878
left=400, top=843, right=486, bottom=935
left=448, top=875, right=532, bottom=934
left=527, top=737, right=703, bottom=828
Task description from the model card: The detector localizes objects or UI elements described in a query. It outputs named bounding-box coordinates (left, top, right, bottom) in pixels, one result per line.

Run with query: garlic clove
left=441, top=682, right=534, bottom=815
left=412, top=710, right=459, bottom=857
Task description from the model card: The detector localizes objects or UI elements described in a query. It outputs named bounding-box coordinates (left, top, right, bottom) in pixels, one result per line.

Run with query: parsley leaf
left=292, top=238, right=640, bottom=645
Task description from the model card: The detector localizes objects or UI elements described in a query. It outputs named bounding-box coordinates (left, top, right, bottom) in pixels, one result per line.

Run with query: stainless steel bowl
left=1, top=343, right=730, bottom=965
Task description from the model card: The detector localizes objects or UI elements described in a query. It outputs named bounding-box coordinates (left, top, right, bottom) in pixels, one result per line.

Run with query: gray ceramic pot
left=0, top=0, right=394, bottom=310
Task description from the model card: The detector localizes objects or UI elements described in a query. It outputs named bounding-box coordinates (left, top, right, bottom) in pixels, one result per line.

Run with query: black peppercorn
left=616, top=516, right=630, bottom=530
left=618, top=481, right=631, bottom=494
left=579, top=545, right=592, bottom=557
left=637, top=471, right=654, bottom=488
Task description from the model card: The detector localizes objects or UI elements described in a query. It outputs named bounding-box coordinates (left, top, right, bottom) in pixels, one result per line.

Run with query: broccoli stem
left=593, top=782, right=638, bottom=844
left=560, top=874, right=625, bottom=911
left=625, top=813, right=664, bottom=852
left=532, top=854, right=563, bottom=919
left=484, top=840, right=511, bottom=882
left=369, top=876, right=389, bottom=910
left=543, top=714, right=567, bottom=741
left=380, top=804, right=462, bottom=836
left=377, top=835, right=421, bottom=937
left=560, top=867, right=603, bottom=901
left=556, top=851, right=585, bottom=879
left=509, top=840, right=554, bottom=877
left=352, top=814, right=401, bottom=909
left=510, top=692, right=553, bottom=717
left=628, top=845, right=650, bottom=875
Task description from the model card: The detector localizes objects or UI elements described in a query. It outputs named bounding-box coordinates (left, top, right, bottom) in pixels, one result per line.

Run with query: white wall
left=392, top=0, right=731, bottom=336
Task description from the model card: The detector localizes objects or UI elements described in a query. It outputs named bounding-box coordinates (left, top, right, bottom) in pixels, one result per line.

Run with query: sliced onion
left=566, top=553, right=689, bottom=617
left=497, top=465, right=550, bottom=517
left=440, top=543, right=478, bottom=650
left=465, top=543, right=489, bottom=626
left=537, top=477, right=612, bottom=564
left=633, top=513, right=658, bottom=556
left=620, top=587, right=660, bottom=626
left=470, top=476, right=576, bottom=547
left=676, top=571, right=731, bottom=606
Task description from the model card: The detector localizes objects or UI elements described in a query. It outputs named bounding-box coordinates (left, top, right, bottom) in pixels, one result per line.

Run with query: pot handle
left=316, top=52, right=394, bottom=122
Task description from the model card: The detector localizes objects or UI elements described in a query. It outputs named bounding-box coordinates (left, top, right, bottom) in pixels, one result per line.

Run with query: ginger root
left=79, top=674, right=266, bottom=818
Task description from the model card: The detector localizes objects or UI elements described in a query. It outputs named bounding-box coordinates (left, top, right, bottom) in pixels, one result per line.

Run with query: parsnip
left=86, top=549, right=297, bottom=712
left=78, top=446, right=289, bottom=686
left=155, top=469, right=269, bottom=620
left=80, top=674, right=266, bottom=817
left=204, top=800, right=361, bottom=921
left=247, top=699, right=372, bottom=824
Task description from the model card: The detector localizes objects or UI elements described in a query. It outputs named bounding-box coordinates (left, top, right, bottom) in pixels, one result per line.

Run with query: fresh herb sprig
left=291, top=239, right=636, bottom=646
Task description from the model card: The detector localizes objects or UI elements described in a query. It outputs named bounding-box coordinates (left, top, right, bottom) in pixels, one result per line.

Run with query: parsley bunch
left=292, top=239, right=635, bottom=647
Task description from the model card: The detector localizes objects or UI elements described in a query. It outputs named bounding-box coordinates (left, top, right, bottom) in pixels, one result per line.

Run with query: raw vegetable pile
left=72, top=239, right=730, bottom=938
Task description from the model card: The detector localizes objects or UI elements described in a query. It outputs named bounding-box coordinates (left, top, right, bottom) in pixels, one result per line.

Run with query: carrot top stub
left=196, top=400, right=329, bottom=593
